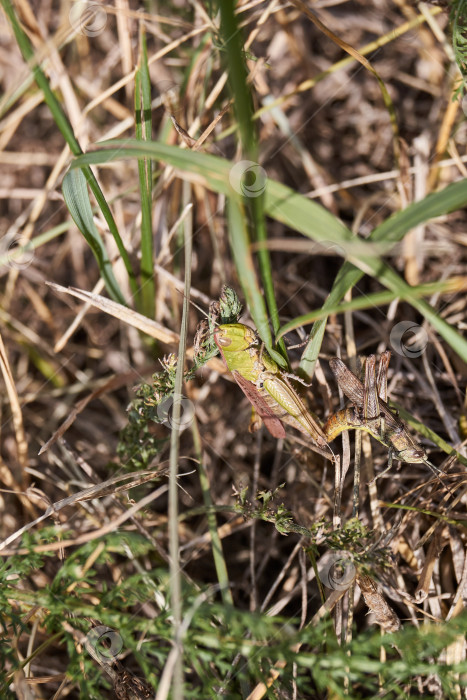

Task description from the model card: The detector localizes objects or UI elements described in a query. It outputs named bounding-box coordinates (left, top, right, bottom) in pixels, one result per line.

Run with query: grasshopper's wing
left=232, top=370, right=286, bottom=439
left=329, top=358, right=365, bottom=405
left=368, top=352, right=407, bottom=432
left=363, top=355, right=381, bottom=426
left=376, top=350, right=391, bottom=402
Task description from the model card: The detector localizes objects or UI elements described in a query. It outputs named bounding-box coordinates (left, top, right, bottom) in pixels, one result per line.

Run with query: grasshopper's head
left=387, top=422, right=427, bottom=464
left=214, top=323, right=257, bottom=353
left=394, top=441, right=427, bottom=464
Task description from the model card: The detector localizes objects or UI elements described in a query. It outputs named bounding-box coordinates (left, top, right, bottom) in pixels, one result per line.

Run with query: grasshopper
left=324, top=351, right=432, bottom=478
left=214, top=322, right=331, bottom=455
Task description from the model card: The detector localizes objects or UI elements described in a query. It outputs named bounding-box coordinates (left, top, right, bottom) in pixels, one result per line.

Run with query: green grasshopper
left=214, top=322, right=332, bottom=456
left=324, top=351, right=439, bottom=479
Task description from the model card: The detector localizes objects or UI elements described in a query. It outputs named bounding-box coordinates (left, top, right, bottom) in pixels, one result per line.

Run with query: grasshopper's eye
left=217, top=335, right=232, bottom=347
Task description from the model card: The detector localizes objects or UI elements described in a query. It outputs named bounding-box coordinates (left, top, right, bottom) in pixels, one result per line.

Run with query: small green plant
left=117, top=286, right=243, bottom=470
left=452, top=0, right=467, bottom=89
left=2, top=534, right=466, bottom=698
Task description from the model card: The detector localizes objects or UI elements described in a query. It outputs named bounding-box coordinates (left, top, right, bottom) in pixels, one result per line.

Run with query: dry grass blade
left=414, top=526, right=450, bottom=603
left=0, top=481, right=169, bottom=556
left=289, top=0, right=400, bottom=159
left=46, top=282, right=179, bottom=344
left=46, top=282, right=226, bottom=370
left=38, top=370, right=142, bottom=455
left=0, top=466, right=168, bottom=553
left=0, top=330, right=28, bottom=480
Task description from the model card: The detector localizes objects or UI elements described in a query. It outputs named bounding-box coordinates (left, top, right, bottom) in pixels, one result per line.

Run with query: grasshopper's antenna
left=422, top=458, right=456, bottom=498
left=422, top=458, right=443, bottom=475
left=175, top=287, right=211, bottom=319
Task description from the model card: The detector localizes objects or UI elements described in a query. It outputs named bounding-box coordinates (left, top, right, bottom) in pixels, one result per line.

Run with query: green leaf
left=62, top=170, right=125, bottom=304
left=135, top=27, right=155, bottom=318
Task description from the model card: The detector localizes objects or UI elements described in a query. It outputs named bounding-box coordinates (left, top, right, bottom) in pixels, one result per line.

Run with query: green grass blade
left=81, top=168, right=139, bottom=303
left=276, top=278, right=467, bottom=339
left=265, top=176, right=467, bottom=369
left=218, top=0, right=254, bottom=156
left=69, top=141, right=230, bottom=181
left=68, top=140, right=467, bottom=362
left=0, top=222, right=70, bottom=268
left=191, top=418, right=234, bottom=605
left=62, top=170, right=126, bottom=304
left=1, top=0, right=80, bottom=153
left=167, top=182, right=193, bottom=699
left=135, top=28, right=155, bottom=318
left=298, top=178, right=467, bottom=375
left=372, top=178, right=467, bottom=243
left=309, top=257, right=467, bottom=364
left=254, top=185, right=285, bottom=354
left=219, top=7, right=276, bottom=349
left=217, top=0, right=285, bottom=356
left=227, top=197, right=286, bottom=367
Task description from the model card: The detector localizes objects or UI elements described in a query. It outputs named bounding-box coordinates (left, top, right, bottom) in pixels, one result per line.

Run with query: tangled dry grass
left=1, top=0, right=467, bottom=697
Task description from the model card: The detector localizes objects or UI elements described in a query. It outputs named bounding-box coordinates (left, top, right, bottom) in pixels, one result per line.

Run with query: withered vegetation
left=0, top=1, right=466, bottom=698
